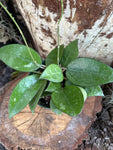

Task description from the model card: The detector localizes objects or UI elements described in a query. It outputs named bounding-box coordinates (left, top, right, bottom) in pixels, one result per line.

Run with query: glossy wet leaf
left=66, top=58, right=113, bottom=86
left=84, top=86, right=104, bottom=97
left=0, top=44, right=41, bottom=72
left=52, top=85, right=84, bottom=117
left=9, top=74, right=43, bottom=118
left=29, top=80, right=47, bottom=113
left=40, top=64, right=63, bottom=82
left=65, top=81, right=87, bottom=101
left=45, top=82, right=61, bottom=92
left=60, top=40, right=78, bottom=67
left=50, top=100, right=62, bottom=115
left=46, top=45, right=64, bottom=66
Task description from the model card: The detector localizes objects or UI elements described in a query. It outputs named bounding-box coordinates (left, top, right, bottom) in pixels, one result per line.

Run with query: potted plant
left=0, top=1, right=113, bottom=149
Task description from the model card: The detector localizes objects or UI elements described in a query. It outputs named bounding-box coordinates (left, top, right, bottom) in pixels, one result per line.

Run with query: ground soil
left=0, top=1, right=113, bottom=150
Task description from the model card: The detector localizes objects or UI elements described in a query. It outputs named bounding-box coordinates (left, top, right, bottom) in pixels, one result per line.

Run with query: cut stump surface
left=0, top=74, right=102, bottom=150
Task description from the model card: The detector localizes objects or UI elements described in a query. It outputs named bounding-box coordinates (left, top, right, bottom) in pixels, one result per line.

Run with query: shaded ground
left=0, top=1, right=113, bottom=150
left=0, top=60, right=14, bottom=88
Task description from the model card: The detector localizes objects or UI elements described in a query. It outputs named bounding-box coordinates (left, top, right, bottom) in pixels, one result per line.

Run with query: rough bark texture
left=0, top=73, right=102, bottom=150
left=14, top=0, right=113, bottom=65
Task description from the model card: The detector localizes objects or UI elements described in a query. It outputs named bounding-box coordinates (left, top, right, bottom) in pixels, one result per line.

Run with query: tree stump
left=13, top=0, right=113, bottom=65
left=0, top=74, right=102, bottom=149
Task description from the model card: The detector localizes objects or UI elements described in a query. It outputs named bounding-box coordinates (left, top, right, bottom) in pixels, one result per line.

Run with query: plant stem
left=0, top=2, right=45, bottom=69
left=57, top=0, right=64, bottom=65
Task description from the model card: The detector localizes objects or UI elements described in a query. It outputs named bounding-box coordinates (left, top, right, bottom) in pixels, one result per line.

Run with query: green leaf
left=84, top=86, right=104, bottom=97
left=41, top=91, right=52, bottom=97
left=65, top=80, right=87, bottom=101
left=9, top=74, right=42, bottom=118
left=60, top=40, right=78, bottom=67
left=29, top=80, right=47, bottom=113
left=52, top=85, right=84, bottom=117
left=46, top=45, right=64, bottom=66
left=65, top=80, right=73, bottom=86
left=40, top=64, right=63, bottom=82
left=78, top=87, right=87, bottom=101
left=66, top=58, right=113, bottom=86
left=0, top=44, right=41, bottom=72
left=50, top=100, right=62, bottom=115
left=45, top=82, right=61, bottom=92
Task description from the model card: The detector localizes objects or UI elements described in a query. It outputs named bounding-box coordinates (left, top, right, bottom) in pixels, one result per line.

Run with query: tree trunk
left=13, top=0, right=113, bottom=65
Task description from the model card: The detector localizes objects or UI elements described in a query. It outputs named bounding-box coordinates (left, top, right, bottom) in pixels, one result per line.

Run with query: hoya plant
left=0, top=1, right=113, bottom=119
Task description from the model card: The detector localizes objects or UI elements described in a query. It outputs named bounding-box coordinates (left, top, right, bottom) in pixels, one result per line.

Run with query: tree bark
left=0, top=1, right=112, bottom=149
left=14, top=0, right=113, bottom=64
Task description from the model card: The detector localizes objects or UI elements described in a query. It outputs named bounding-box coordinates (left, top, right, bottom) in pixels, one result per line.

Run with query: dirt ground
left=0, top=1, right=113, bottom=150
